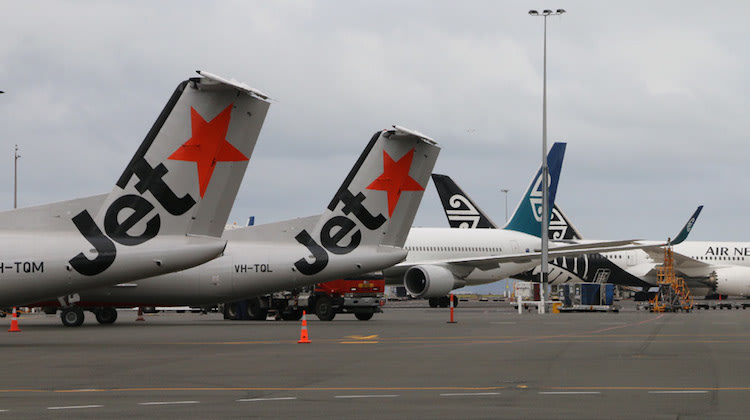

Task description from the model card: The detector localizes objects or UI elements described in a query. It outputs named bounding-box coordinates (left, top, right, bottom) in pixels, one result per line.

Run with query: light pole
left=14, top=144, right=19, bottom=209
left=501, top=188, right=509, bottom=222
left=529, top=8, right=565, bottom=314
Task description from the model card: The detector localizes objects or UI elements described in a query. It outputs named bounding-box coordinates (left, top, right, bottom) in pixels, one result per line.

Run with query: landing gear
left=60, top=307, right=85, bottom=327
left=224, top=302, right=240, bottom=320
left=245, top=297, right=268, bottom=320
left=95, top=307, right=118, bottom=324
left=429, top=296, right=458, bottom=308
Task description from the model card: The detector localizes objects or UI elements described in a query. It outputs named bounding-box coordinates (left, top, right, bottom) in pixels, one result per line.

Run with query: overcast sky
left=1, top=1, right=748, bottom=242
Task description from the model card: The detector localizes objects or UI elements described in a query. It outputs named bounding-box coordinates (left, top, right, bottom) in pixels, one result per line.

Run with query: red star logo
left=168, top=103, right=248, bottom=198
left=366, top=148, right=424, bottom=217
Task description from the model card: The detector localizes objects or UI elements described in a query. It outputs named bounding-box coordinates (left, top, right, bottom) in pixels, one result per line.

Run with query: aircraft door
left=626, top=251, right=636, bottom=267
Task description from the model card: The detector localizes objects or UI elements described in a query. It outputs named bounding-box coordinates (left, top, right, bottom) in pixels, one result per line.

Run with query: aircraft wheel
left=95, top=307, right=118, bottom=324
left=355, top=311, right=374, bottom=321
left=246, top=298, right=268, bottom=320
left=61, top=307, right=85, bottom=327
left=315, top=297, right=336, bottom=321
left=224, top=302, right=239, bottom=320
left=428, top=298, right=439, bottom=308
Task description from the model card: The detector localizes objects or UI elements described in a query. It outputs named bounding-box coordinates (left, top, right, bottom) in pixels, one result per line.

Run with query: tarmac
left=2, top=299, right=750, bottom=419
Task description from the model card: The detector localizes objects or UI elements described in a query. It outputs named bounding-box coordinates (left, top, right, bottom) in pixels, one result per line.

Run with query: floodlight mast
left=528, top=8, right=565, bottom=313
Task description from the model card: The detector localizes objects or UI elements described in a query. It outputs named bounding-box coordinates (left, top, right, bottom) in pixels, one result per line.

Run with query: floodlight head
left=543, top=9, right=552, bottom=15
left=528, top=10, right=539, bottom=15
left=556, top=9, right=566, bottom=14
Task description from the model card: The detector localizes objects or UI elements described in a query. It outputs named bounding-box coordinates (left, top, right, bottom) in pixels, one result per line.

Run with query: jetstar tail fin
left=503, top=142, right=566, bottom=237
left=431, top=174, right=499, bottom=229
left=224, top=126, right=440, bottom=281
left=96, top=71, right=270, bottom=239
left=318, top=125, right=440, bottom=249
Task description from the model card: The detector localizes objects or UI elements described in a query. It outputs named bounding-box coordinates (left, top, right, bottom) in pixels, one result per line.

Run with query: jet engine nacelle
left=713, top=266, right=750, bottom=297
left=403, top=265, right=465, bottom=298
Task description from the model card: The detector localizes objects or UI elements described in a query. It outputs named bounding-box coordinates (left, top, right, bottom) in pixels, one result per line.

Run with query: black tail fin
left=431, top=174, right=498, bottom=229
left=550, top=205, right=584, bottom=240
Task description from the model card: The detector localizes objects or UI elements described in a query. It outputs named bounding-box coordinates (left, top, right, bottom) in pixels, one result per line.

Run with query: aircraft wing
left=390, top=240, right=664, bottom=274
left=641, top=247, right=715, bottom=277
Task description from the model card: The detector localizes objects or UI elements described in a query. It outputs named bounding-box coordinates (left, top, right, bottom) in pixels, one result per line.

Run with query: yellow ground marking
left=345, top=335, right=379, bottom=340
left=0, top=386, right=507, bottom=394
left=340, top=334, right=379, bottom=344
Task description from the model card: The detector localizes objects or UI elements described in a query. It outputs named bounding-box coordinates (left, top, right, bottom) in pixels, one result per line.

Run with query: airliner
left=432, top=172, right=714, bottom=298
left=382, top=143, right=660, bottom=303
left=0, top=71, right=269, bottom=307
left=31, top=125, right=441, bottom=326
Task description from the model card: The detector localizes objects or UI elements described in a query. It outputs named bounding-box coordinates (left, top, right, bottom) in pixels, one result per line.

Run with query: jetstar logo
left=69, top=103, right=243, bottom=276
left=168, top=104, right=248, bottom=197
left=366, top=149, right=423, bottom=217
left=293, top=146, right=423, bottom=276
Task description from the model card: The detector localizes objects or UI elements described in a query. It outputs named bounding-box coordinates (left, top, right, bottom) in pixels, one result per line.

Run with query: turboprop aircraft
left=0, top=71, right=269, bottom=308
left=32, top=125, right=441, bottom=326
left=384, top=143, right=664, bottom=305
left=432, top=171, right=705, bottom=299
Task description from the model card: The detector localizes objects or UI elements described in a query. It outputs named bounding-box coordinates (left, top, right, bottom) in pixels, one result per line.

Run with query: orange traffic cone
left=297, top=310, right=311, bottom=343
left=136, top=307, right=145, bottom=322
left=447, top=294, right=457, bottom=324
left=8, top=307, right=21, bottom=332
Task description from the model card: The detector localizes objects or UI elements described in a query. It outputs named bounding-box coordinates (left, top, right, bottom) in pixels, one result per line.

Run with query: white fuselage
left=0, top=231, right=226, bottom=307
left=395, top=227, right=545, bottom=286
left=540, top=241, right=750, bottom=296
left=36, top=216, right=408, bottom=307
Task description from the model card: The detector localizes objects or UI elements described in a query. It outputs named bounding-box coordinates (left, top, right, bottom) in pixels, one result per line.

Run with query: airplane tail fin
left=93, top=71, right=270, bottom=240
left=670, top=205, right=703, bottom=245
left=550, top=204, right=584, bottom=240
left=290, top=126, right=440, bottom=276
left=431, top=174, right=499, bottom=228
left=503, top=142, right=566, bottom=237
left=322, top=125, right=440, bottom=248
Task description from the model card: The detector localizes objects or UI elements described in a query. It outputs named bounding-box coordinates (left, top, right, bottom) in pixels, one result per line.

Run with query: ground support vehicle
left=223, top=279, right=386, bottom=321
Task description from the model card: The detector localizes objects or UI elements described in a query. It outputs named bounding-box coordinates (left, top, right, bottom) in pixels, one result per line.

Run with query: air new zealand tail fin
left=503, top=142, right=566, bottom=237
left=670, top=205, right=703, bottom=245
left=550, top=205, right=584, bottom=240
left=431, top=174, right=498, bottom=229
